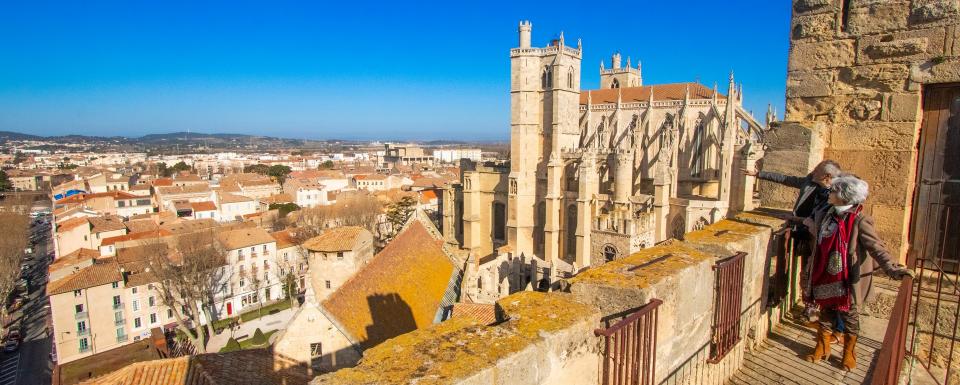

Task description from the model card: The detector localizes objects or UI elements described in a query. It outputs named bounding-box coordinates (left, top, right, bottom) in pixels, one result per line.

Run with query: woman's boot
left=805, top=325, right=832, bottom=362
left=841, top=333, right=858, bottom=370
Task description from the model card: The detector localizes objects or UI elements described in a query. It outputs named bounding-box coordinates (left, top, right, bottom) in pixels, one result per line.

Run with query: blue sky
left=0, top=1, right=791, bottom=141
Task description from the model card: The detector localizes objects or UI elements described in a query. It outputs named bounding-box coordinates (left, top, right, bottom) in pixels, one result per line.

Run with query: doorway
left=912, top=84, right=960, bottom=272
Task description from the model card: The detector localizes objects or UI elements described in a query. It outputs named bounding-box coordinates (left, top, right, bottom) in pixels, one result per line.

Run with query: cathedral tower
left=600, top=52, right=642, bottom=89
left=508, top=21, right=582, bottom=258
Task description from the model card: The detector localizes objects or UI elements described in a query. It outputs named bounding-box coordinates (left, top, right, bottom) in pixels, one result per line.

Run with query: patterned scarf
left=809, top=205, right=862, bottom=311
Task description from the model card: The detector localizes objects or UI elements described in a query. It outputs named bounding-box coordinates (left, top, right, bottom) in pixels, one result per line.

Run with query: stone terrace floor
left=727, top=319, right=885, bottom=385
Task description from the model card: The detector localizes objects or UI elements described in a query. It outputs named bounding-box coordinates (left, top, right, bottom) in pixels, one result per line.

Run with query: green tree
left=268, top=165, right=292, bottom=184
left=156, top=162, right=169, bottom=177
left=11, top=152, right=25, bottom=165
left=171, top=161, right=191, bottom=173
left=250, top=328, right=267, bottom=347
left=385, top=196, right=417, bottom=239
left=244, top=164, right=270, bottom=175
left=269, top=202, right=300, bottom=218
left=318, top=160, right=334, bottom=170
left=0, top=170, right=11, bottom=191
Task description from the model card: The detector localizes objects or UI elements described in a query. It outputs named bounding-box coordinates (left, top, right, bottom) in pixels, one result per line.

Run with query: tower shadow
left=361, top=293, right=416, bottom=350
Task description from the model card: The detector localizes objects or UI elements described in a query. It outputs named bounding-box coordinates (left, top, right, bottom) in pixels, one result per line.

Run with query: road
left=1, top=213, right=53, bottom=385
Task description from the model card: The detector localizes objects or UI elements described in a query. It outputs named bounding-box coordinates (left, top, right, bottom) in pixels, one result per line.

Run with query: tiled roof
left=450, top=302, right=498, bottom=325
left=322, top=221, right=455, bottom=349
left=120, top=259, right=160, bottom=287
left=270, top=229, right=299, bottom=250
left=302, top=226, right=367, bottom=252
left=47, top=258, right=122, bottom=296
left=88, top=216, right=127, bottom=233
left=101, top=229, right=172, bottom=247
left=354, top=174, right=387, bottom=180
left=55, top=190, right=139, bottom=205
left=217, top=193, right=254, bottom=204
left=79, top=349, right=310, bottom=385
left=56, top=216, right=89, bottom=233
left=151, top=178, right=174, bottom=187
left=580, top=82, right=725, bottom=105
left=420, top=190, right=438, bottom=204
left=124, top=219, right=160, bottom=234
left=157, top=184, right=211, bottom=195
left=191, top=201, right=218, bottom=212
left=49, top=248, right=99, bottom=273
left=261, top=193, right=293, bottom=204
left=216, top=227, right=275, bottom=250
left=161, top=219, right=217, bottom=235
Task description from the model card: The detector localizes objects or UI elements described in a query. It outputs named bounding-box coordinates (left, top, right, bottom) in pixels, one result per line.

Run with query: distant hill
left=138, top=132, right=260, bottom=142
left=0, top=131, right=43, bottom=141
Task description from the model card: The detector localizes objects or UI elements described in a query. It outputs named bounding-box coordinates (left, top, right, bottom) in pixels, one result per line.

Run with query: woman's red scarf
left=809, top=205, right=862, bottom=311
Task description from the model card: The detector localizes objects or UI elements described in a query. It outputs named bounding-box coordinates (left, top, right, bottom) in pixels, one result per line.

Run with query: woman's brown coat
left=807, top=205, right=897, bottom=306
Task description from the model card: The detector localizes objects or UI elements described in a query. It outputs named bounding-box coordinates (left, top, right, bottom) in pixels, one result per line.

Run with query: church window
left=611, top=79, right=620, bottom=89
left=541, top=67, right=553, bottom=89
left=691, top=117, right=706, bottom=178
left=567, top=68, right=574, bottom=89
left=603, top=244, right=618, bottom=262
left=566, top=205, right=578, bottom=257
left=841, top=0, right=852, bottom=32
left=492, top=202, right=506, bottom=241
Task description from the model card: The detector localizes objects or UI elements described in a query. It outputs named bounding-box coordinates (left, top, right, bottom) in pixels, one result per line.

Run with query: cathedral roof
left=580, top=82, right=724, bottom=105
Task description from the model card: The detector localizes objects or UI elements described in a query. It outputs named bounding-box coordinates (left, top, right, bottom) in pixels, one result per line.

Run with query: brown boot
left=842, top=333, right=858, bottom=370
left=805, top=325, right=832, bottom=362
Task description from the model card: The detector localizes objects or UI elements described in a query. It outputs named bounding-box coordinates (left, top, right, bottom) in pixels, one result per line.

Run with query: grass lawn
left=219, top=330, right=277, bottom=353
left=212, top=300, right=292, bottom=333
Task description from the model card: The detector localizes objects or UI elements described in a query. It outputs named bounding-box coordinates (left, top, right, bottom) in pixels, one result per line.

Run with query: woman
left=802, top=175, right=913, bottom=370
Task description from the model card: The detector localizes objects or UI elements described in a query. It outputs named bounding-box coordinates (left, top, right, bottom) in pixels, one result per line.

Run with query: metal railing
left=77, top=328, right=90, bottom=337
left=709, top=252, right=747, bottom=363
left=74, top=311, right=88, bottom=320
left=116, top=334, right=128, bottom=343
left=114, top=318, right=125, bottom=326
left=112, top=302, right=123, bottom=310
left=871, top=275, right=914, bottom=385
left=595, top=298, right=662, bottom=385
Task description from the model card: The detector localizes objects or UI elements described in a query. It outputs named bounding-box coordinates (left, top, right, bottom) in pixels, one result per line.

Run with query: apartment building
left=217, top=227, right=283, bottom=318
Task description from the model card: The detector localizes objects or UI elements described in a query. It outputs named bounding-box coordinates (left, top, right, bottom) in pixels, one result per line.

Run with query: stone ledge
left=313, top=291, right=599, bottom=385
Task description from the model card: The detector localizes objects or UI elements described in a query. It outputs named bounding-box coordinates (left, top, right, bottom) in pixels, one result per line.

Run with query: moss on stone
left=569, top=240, right=716, bottom=289
left=314, top=292, right=596, bottom=385
left=684, top=219, right=766, bottom=246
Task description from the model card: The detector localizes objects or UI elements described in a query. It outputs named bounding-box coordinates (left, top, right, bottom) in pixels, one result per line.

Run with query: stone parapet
left=311, top=210, right=788, bottom=385
left=312, top=291, right=601, bottom=385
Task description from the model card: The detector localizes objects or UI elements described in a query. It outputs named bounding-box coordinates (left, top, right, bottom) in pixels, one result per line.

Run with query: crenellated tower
left=600, top=52, right=642, bottom=89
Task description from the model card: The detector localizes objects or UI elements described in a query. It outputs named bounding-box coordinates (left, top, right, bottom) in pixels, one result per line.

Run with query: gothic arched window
left=542, top=66, right=553, bottom=89
left=691, top=117, right=706, bottom=178
left=568, top=67, right=574, bottom=89
left=566, top=204, right=578, bottom=257
left=671, top=216, right=686, bottom=240
left=611, top=78, right=620, bottom=89
left=493, top=202, right=506, bottom=241
left=603, top=244, right=619, bottom=262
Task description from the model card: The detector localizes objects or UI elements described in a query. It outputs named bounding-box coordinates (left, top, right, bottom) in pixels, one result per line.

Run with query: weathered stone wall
left=784, top=0, right=960, bottom=260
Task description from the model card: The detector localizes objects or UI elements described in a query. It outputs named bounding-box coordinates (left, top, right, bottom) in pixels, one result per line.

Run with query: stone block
left=794, top=0, right=836, bottom=14
left=793, top=12, right=837, bottom=40
left=822, top=149, right=914, bottom=206
left=847, top=0, right=910, bottom=35
left=911, top=57, right=960, bottom=84
left=786, top=70, right=835, bottom=97
left=837, top=64, right=910, bottom=93
left=883, top=92, right=922, bottom=121
left=910, top=0, right=960, bottom=25
left=829, top=121, right=918, bottom=151
left=858, top=28, right=947, bottom=64
left=789, top=39, right=856, bottom=71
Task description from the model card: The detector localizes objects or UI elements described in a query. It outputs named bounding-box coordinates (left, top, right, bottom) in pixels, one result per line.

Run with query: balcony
left=77, top=328, right=90, bottom=337
left=74, top=311, right=88, bottom=320
left=116, top=334, right=128, bottom=343
left=112, top=302, right=123, bottom=310
left=78, top=345, right=91, bottom=354
left=114, top=318, right=125, bottom=326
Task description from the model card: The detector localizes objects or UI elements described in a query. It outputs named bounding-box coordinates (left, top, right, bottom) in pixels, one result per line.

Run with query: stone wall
left=782, top=0, right=960, bottom=260
left=310, top=210, right=788, bottom=385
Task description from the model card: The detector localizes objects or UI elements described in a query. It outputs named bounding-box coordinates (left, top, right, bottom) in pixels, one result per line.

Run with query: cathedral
left=442, top=21, right=770, bottom=303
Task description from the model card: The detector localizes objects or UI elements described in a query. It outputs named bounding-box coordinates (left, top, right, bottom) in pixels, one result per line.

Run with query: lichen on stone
left=569, top=240, right=715, bottom=289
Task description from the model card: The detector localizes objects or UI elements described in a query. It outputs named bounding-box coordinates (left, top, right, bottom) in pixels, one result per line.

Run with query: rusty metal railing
left=870, top=275, right=915, bottom=385
left=595, top=298, right=662, bottom=385
left=709, top=252, right=747, bottom=363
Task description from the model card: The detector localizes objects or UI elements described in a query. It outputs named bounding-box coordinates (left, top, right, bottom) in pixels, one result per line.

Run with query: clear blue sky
left=0, top=1, right=791, bottom=141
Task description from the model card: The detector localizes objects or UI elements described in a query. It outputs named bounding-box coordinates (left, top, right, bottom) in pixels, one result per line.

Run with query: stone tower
left=508, top=21, right=582, bottom=258
left=600, top=52, right=642, bottom=89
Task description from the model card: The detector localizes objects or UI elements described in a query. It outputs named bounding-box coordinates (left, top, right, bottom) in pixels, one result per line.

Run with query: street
left=2, top=210, right=53, bottom=385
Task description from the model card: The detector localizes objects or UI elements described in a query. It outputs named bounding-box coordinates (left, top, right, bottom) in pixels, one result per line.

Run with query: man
left=744, top=160, right=841, bottom=320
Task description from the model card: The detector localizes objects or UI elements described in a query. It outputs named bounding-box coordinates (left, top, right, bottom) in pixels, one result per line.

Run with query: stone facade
left=775, top=0, right=960, bottom=261
left=447, top=22, right=767, bottom=304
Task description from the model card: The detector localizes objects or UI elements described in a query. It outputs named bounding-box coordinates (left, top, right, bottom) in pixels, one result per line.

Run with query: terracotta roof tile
left=270, top=229, right=299, bottom=250
left=157, top=184, right=211, bottom=195
left=216, top=227, right=275, bottom=250
left=302, top=226, right=367, bottom=252
left=88, top=215, right=127, bottom=233
left=580, top=82, right=724, bottom=105
left=450, top=302, right=498, bottom=325
left=190, top=201, right=217, bottom=212
left=47, top=258, right=122, bottom=296
left=49, top=248, right=99, bottom=273
left=322, top=221, right=454, bottom=349
left=56, top=216, right=89, bottom=233
left=217, top=193, right=254, bottom=204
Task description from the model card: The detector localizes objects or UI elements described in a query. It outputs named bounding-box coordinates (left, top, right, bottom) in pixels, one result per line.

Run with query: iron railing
left=595, top=298, right=662, bottom=385
left=871, top=275, right=914, bottom=385
left=709, top=252, right=747, bottom=363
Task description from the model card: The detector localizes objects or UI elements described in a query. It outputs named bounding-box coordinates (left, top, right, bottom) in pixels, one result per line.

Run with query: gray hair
left=817, top=160, right=842, bottom=178
left=831, top=175, right=869, bottom=205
